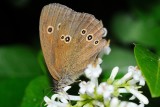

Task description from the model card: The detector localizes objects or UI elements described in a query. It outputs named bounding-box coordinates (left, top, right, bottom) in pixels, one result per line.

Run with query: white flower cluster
left=78, top=60, right=148, bottom=107
left=44, top=58, right=148, bottom=107
left=44, top=41, right=148, bottom=107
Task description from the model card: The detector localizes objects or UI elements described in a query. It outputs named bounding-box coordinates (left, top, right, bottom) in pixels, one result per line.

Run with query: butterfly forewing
left=40, top=3, right=107, bottom=90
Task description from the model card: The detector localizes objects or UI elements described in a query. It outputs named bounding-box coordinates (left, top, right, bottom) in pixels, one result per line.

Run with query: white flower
left=119, top=101, right=128, bottom=107
left=79, top=81, right=87, bottom=94
left=92, top=100, right=104, bottom=107
left=44, top=95, right=68, bottom=107
left=129, top=95, right=136, bottom=100
left=126, top=102, right=138, bottom=107
left=102, top=44, right=111, bottom=56
left=127, top=87, right=149, bottom=104
left=128, top=66, right=145, bottom=86
left=118, top=88, right=128, bottom=93
left=44, top=64, right=148, bottom=107
left=84, top=58, right=102, bottom=86
left=84, top=61, right=102, bottom=79
left=79, top=81, right=96, bottom=97
left=56, top=93, right=68, bottom=103
left=109, top=66, right=119, bottom=82
left=99, top=39, right=111, bottom=57
left=127, top=79, right=138, bottom=85
left=138, top=103, right=145, bottom=107
left=109, top=98, right=141, bottom=107
left=97, top=82, right=107, bottom=95
left=110, top=97, right=119, bottom=107
left=115, top=71, right=133, bottom=85
left=87, top=82, right=96, bottom=96
left=44, top=86, right=82, bottom=107
left=103, top=45, right=111, bottom=55
left=63, top=86, right=71, bottom=92
left=119, top=101, right=140, bottom=107
left=85, top=82, right=96, bottom=95
left=97, top=82, right=114, bottom=100
left=44, top=96, right=52, bottom=106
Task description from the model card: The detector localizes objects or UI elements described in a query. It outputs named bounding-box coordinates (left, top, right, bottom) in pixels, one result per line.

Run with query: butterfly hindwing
left=40, top=3, right=107, bottom=90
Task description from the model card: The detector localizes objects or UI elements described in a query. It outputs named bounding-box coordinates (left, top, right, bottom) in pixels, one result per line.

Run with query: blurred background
left=0, top=0, right=160, bottom=107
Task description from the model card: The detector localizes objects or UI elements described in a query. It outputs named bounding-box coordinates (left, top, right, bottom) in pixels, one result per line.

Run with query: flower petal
left=128, top=88, right=149, bottom=104
left=93, top=100, right=104, bottom=107
left=119, top=101, right=128, bottom=107
left=126, top=102, right=138, bottom=107
left=109, top=66, right=119, bottom=81
left=63, top=86, right=71, bottom=92
left=44, top=96, right=51, bottom=103
left=110, top=97, right=119, bottom=107
left=103, top=46, right=111, bottom=55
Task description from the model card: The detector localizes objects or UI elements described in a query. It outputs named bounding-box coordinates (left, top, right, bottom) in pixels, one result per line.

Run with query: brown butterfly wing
left=40, top=3, right=106, bottom=90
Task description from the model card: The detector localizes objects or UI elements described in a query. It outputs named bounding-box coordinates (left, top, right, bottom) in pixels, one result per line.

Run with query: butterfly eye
left=94, top=40, right=99, bottom=45
left=57, top=23, right=61, bottom=30
left=47, top=26, right=54, bottom=34
left=64, top=35, right=71, bottom=43
left=60, top=35, right=65, bottom=40
left=81, top=29, right=87, bottom=35
left=86, top=34, right=93, bottom=42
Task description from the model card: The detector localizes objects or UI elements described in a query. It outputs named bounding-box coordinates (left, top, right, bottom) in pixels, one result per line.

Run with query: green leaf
left=0, top=78, right=33, bottom=107
left=20, top=76, right=51, bottom=107
left=134, top=44, right=160, bottom=97
left=0, top=45, right=42, bottom=78
left=101, top=45, right=136, bottom=81
left=0, top=45, right=42, bottom=107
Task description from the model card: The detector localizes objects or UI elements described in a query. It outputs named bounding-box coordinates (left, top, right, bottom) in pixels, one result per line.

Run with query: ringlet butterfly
left=39, top=3, right=107, bottom=92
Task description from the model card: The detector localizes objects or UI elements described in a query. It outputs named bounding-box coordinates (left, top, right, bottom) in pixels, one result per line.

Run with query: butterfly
left=39, top=3, right=107, bottom=92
